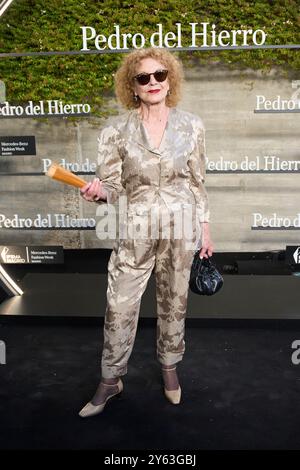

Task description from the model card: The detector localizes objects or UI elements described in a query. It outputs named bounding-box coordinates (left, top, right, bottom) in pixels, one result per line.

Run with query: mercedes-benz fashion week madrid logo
left=293, top=247, right=300, bottom=264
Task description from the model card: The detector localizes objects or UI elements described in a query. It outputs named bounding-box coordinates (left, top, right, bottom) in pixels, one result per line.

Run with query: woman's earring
left=133, top=94, right=139, bottom=102
left=167, top=90, right=171, bottom=96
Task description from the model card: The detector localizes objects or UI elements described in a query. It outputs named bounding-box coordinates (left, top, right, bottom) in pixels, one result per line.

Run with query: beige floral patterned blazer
left=95, top=107, right=210, bottom=238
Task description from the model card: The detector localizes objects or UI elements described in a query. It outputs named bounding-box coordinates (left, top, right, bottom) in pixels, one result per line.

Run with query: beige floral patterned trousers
left=101, top=205, right=200, bottom=378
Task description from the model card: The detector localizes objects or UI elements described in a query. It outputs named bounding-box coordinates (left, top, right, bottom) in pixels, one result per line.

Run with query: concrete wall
left=0, top=63, right=299, bottom=251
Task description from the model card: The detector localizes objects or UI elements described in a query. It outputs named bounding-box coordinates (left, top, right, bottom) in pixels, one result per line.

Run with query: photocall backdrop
left=0, top=1, right=299, bottom=252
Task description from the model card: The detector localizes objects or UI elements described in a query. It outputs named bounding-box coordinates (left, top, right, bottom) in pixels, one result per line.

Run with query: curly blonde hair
left=114, top=47, right=184, bottom=109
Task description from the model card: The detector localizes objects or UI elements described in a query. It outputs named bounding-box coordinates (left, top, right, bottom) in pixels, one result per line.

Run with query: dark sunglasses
left=133, top=69, right=168, bottom=86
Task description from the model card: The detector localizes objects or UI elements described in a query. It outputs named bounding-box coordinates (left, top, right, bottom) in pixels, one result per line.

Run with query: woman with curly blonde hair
left=114, top=47, right=183, bottom=109
left=79, top=46, right=214, bottom=417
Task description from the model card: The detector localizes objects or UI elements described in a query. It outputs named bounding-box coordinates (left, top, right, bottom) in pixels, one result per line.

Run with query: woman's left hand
left=199, top=222, right=214, bottom=259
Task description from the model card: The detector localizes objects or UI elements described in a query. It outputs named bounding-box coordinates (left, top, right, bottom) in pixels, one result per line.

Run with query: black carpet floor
left=1, top=318, right=300, bottom=450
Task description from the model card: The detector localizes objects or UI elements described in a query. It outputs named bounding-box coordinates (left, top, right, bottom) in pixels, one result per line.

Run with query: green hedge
left=0, top=0, right=299, bottom=116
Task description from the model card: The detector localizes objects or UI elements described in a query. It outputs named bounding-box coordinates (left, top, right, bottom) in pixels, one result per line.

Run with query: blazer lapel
left=130, top=109, right=161, bottom=155
left=162, top=108, right=195, bottom=155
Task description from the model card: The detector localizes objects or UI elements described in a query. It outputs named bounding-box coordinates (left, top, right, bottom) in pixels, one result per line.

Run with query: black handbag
left=189, top=251, right=224, bottom=295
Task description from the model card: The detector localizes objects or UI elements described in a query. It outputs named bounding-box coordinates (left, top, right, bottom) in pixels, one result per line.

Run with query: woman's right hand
left=80, top=177, right=108, bottom=202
